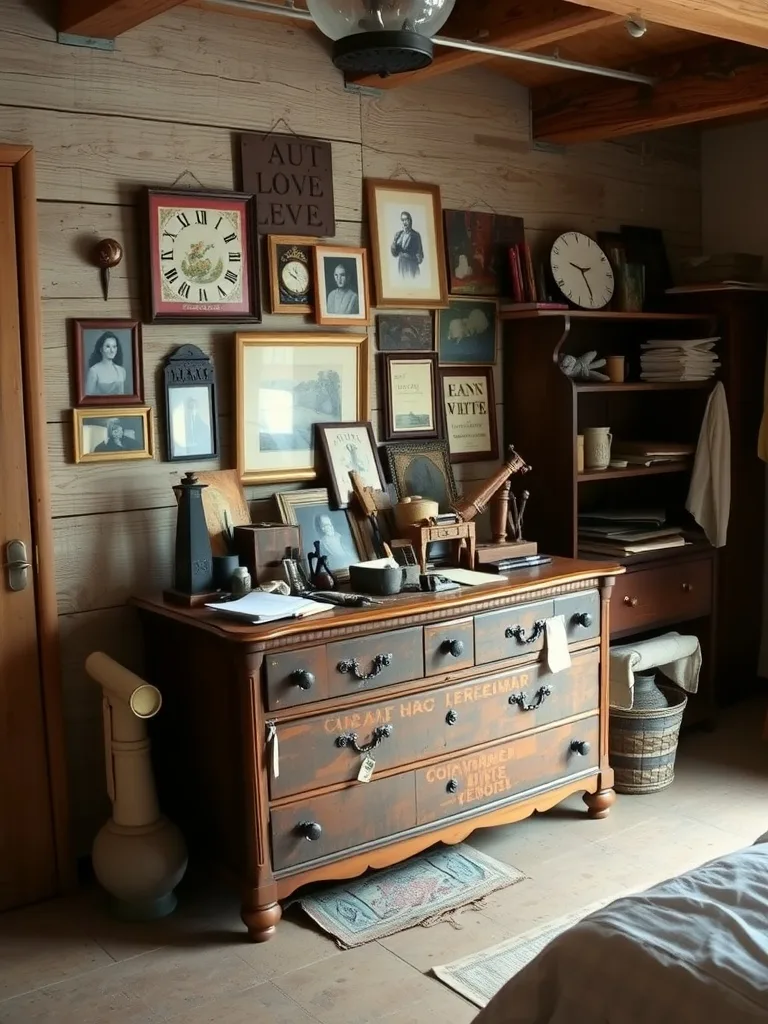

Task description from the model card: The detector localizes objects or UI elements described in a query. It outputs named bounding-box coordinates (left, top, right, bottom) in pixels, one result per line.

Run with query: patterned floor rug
left=295, top=845, right=526, bottom=948
left=432, top=899, right=612, bottom=1008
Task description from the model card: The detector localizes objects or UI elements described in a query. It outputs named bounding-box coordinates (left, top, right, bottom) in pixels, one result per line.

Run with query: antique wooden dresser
left=135, top=556, right=622, bottom=941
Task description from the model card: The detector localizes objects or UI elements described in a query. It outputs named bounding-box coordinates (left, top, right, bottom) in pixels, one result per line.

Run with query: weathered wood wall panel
left=0, top=0, right=700, bottom=850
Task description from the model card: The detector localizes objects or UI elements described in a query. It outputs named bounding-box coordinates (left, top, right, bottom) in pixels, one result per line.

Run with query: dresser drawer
left=270, top=773, right=415, bottom=871
left=424, top=618, right=475, bottom=676
left=474, top=599, right=554, bottom=665
left=265, top=645, right=329, bottom=710
left=326, top=626, right=423, bottom=698
left=611, top=558, right=712, bottom=634
left=416, top=715, right=600, bottom=826
left=555, top=589, right=600, bottom=643
left=269, top=649, right=599, bottom=799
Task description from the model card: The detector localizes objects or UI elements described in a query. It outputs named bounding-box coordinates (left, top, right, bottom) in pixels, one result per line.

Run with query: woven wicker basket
left=609, top=682, right=688, bottom=794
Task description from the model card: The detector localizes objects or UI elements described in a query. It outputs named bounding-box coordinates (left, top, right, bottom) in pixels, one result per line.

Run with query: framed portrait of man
left=313, top=245, right=370, bottom=327
left=365, top=179, right=448, bottom=309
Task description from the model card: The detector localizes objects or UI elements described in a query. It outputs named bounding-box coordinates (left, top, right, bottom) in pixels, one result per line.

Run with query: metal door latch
left=4, top=540, right=32, bottom=591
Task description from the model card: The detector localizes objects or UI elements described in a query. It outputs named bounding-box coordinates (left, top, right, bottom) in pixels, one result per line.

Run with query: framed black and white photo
left=236, top=332, right=369, bottom=485
left=313, top=245, right=369, bottom=327
left=383, top=439, right=458, bottom=514
left=379, top=352, right=441, bottom=442
left=71, top=319, right=143, bottom=406
left=366, top=179, right=448, bottom=309
left=315, top=421, right=386, bottom=508
left=163, top=345, right=218, bottom=462
left=73, top=407, right=153, bottom=464
left=440, top=365, right=498, bottom=463
left=376, top=313, right=433, bottom=352
left=437, top=298, right=498, bottom=365
left=276, top=487, right=371, bottom=582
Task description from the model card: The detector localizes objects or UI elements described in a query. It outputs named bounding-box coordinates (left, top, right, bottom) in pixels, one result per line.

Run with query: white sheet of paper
left=432, top=567, right=507, bottom=587
left=546, top=615, right=572, bottom=673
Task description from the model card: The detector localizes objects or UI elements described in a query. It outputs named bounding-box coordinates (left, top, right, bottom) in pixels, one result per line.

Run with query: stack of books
left=578, top=509, right=687, bottom=557
left=610, top=440, right=695, bottom=467
left=640, top=337, right=720, bottom=381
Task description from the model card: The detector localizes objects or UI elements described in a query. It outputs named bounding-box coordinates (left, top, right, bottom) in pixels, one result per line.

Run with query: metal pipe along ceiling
left=205, top=0, right=658, bottom=86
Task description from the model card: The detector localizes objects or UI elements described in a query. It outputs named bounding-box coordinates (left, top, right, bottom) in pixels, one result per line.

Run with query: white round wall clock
left=550, top=231, right=615, bottom=309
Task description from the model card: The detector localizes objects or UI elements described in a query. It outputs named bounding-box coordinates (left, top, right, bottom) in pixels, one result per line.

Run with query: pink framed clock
left=144, top=188, right=261, bottom=324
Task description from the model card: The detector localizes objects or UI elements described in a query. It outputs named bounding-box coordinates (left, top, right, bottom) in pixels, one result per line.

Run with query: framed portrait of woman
left=73, top=407, right=154, bottom=463
left=71, top=319, right=144, bottom=406
left=276, top=487, right=371, bottom=583
left=365, top=179, right=448, bottom=309
left=313, top=245, right=370, bottom=327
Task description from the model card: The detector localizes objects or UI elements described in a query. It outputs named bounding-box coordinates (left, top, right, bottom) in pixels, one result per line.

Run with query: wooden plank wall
left=0, top=0, right=702, bottom=850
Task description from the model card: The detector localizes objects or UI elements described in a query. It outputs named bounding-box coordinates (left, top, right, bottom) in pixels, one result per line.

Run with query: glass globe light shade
left=306, top=0, right=455, bottom=42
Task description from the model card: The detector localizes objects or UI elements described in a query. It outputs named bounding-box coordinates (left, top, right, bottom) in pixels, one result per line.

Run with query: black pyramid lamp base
left=163, top=471, right=219, bottom=608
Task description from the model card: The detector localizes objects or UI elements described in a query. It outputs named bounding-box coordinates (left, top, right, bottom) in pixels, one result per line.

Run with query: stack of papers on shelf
left=577, top=508, right=688, bottom=557
left=640, top=337, right=720, bottom=381
left=204, top=592, right=335, bottom=624
left=611, top=441, right=695, bottom=466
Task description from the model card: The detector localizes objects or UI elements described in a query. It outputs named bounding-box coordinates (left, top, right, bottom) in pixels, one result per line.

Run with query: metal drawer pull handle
left=291, top=669, right=315, bottom=690
left=445, top=709, right=458, bottom=725
left=446, top=778, right=459, bottom=794
left=572, top=611, right=593, bottom=628
left=509, top=685, right=552, bottom=711
left=505, top=619, right=545, bottom=644
left=623, top=596, right=638, bottom=607
left=441, top=638, right=465, bottom=657
left=298, top=821, right=322, bottom=841
left=337, top=653, right=393, bottom=681
left=682, top=582, right=693, bottom=592
left=570, top=740, right=591, bottom=756
left=335, top=724, right=393, bottom=754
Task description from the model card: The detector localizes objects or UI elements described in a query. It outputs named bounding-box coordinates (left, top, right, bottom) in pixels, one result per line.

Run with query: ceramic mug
left=583, top=426, right=612, bottom=470
left=576, top=434, right=585, bottom=474
left=605, top=355, right=625, bottom=383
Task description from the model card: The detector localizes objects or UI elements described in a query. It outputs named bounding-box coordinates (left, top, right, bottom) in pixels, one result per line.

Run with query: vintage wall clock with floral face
left=145, top=188, right=261, bottom=323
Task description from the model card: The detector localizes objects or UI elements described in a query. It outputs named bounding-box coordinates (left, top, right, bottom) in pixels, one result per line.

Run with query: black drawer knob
left=445, top=709, right=458, bottom=725
left=570, top=740, right=591, bottom=756
left=572, top=612, right=593, bottom=628
left=446, top=778, right=459, bottom=794
left=441, top=638, right=465, bottom=658
left=299, top=821, right=322, bottom=841
left=291, top=669, right=315, bottom=690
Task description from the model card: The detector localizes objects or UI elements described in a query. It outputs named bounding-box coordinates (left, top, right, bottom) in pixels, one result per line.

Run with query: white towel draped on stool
left=610, top=631, right=702, bottom=710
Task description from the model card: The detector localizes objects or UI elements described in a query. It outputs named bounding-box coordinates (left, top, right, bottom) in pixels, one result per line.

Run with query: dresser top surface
left=133, top=556, right=622, bottom=646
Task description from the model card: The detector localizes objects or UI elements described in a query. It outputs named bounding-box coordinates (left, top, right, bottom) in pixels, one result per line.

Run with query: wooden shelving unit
left=577, top=461, right=691, bottom=483
left=500, top=309, right=715, bottom=322
left=574, top=381, right=711, bottom=393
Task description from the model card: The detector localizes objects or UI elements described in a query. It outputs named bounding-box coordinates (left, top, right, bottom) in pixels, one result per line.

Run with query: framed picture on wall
left=163, top=344, right=218, bottom=462
left=376, top=313, right=433, bottom=352
left=71, top=319, right=143, bottom=406
left=313, top=245, right=370, bottom=326
left=440, top=365, right=498, bottom=463
left=365, top=179, right=448, bottom=308
left=267, top=235, right=315, bottom=314
left=383, top=439, right=457, bottom=514
left=437, top=298, right=498, bottom=364
left=315, top=421, right=386, bottom=508
left=379, top=352, right=441, bottom=442
left=73, top=407, right=154, bottom=463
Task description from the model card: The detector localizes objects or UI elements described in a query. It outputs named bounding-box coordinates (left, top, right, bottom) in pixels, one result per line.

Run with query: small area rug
left=433, top=899, right=611, bottom=1008
left=295, top=845, right=526, bottom=948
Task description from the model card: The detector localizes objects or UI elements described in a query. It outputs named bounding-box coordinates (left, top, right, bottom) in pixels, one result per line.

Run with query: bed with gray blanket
left=474, top=834, right=768, bottom=1024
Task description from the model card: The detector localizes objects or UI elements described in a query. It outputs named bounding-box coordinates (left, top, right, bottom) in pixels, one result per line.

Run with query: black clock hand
left=578, top=268, right=594, bottom=302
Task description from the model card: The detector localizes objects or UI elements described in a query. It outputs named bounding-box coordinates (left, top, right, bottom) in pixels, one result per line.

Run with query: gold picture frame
left=313, top=244, right=370, bottom=327
left=236, top=332, right=370, bottom=486
left=267, top=234, right=316, bottom=315
left=73, top=406, right=154, bottom=463
left=276, top=487, right=372, bottom=583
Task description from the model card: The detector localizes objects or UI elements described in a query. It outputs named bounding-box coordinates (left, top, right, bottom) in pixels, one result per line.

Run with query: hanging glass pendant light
left=306, top=0, right=456, bottom=76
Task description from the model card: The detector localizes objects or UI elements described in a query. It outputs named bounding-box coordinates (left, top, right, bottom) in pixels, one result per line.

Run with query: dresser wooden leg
left=242, top=900, right=282, bottom=942
left=583, top=788, right=615, bottom=819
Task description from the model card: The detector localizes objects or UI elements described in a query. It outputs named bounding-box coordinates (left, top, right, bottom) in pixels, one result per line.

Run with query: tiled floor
left=1, top=699, right=766, bottom=1023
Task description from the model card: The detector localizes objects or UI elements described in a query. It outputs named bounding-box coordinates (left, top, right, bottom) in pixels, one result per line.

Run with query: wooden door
left=0, top=164, right=57, bottom=908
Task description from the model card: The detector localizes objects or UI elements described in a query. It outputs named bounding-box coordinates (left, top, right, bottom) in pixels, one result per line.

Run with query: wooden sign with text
left=240, top=131, right=335, bottom=237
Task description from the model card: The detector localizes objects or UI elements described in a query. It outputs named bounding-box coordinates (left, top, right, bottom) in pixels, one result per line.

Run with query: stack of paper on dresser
left=640, top=337, right=720, bottom=381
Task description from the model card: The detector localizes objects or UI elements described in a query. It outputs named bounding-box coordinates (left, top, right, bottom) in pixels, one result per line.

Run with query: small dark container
left=349, top=564, right=403, bottom=596
left=212, top=554, right=239, bottom=589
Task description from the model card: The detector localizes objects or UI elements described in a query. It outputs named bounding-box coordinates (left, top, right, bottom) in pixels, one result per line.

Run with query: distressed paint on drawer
left=555, top=589, right=600, bottom=642
left=269, top=649, right=599, bottom=799
left=270, top=773, right=415, bottom=871
left=424, top=618, right=475, bottom=676
left=416, top=716, right=600, bottom=826
left=474, top=599, right=554, bottom=664
left=265, top=645, right=329, bottom=710
left=326, top=626, right=424, bottom=697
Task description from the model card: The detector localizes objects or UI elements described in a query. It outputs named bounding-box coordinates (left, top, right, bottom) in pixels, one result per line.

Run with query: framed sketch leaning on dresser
left=276, top=487, right=372, bottom=582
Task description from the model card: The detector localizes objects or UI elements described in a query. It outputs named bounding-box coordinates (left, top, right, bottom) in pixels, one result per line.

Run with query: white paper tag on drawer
left=358, top=756, right=376, bottom=783
left=546, top=615, right=571, bottom=674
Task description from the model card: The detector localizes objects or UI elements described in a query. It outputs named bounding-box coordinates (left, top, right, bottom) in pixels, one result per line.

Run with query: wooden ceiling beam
left=562, top=0, right=768, bottom=50
left=349, top=1, right=622, bottom=90
left=58, top=0, right=187, bottom=36
left=532, top=42, right=768, bottom=143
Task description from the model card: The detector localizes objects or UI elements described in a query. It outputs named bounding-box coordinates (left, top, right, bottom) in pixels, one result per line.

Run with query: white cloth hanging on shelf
left=685, top=381, right=730, bottom=547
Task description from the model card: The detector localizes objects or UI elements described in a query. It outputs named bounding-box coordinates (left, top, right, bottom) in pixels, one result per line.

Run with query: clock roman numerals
left=161, top=250, right=173, bottom=260
left=164, top=267, right=179, bottom=283
left=196, top=210, right=207, bottom=225
left=163, top=231, right=177, bottom=241
left=223, top=232, right=237, bottom=244
left=229, top=252, right=241, bottom=262
left=177, top=212, right=190, bottom=228
left=157, top=203, right=246, bottom=307
left=225, top=270, right=238, bottom=284
left=199, top=288, right=207, bottom=301
left=178, top=282, right=191, bottom=299
left=217, top=285, right=227, bottom=297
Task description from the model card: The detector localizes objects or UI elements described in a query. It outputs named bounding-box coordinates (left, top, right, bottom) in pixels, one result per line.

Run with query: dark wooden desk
left=135, top=556, right=622, bottom=941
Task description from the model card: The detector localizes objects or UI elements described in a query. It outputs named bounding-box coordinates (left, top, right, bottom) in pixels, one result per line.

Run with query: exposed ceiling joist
left=563, top=0, right=768, bottom=49
left=532, top=42, right=768, bottom=143
left=349, top=1, right=622, bottom=89
left=58, top=0, right=186, bottom=36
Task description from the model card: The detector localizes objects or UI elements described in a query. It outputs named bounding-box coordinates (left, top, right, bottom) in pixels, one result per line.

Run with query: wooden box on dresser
left=135, top=556, right=622, bottom=941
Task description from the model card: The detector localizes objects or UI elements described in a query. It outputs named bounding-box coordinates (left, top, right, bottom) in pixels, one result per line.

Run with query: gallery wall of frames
left=0, top=0, right=702, bottom=848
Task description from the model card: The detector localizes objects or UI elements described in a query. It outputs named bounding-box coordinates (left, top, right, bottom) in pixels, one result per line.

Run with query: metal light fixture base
left=332, top=30, right=433, bottom=76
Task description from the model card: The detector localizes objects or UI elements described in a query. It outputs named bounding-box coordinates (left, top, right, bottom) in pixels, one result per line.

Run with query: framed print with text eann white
left=145, top=188, right=261, bottom=324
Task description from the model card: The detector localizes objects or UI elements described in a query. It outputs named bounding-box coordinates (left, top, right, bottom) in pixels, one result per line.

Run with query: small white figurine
left=559, top=351, right=610, bottom=382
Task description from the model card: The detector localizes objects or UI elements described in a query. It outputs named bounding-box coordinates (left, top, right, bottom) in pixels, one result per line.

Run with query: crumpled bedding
left=473, top=834, right=768, bottom=1024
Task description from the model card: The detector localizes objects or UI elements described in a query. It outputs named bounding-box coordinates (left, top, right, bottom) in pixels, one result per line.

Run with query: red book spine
left=522, top=242, right=537, bottom=303
left=509, top=246, right=524, bottom=303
